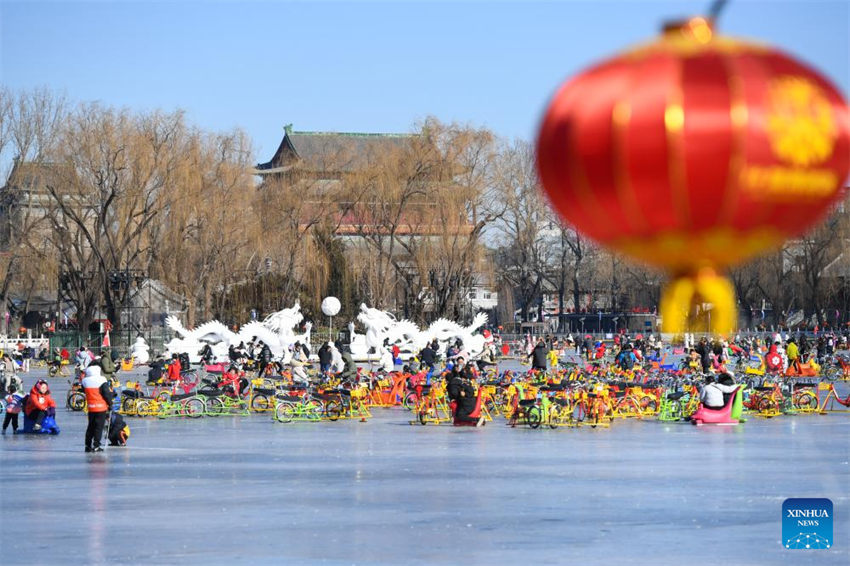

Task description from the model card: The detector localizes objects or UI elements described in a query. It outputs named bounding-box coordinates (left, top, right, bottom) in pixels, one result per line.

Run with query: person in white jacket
left=289, top=343, right=308, bottom=383
left=700, top=373, right=739, bottom=410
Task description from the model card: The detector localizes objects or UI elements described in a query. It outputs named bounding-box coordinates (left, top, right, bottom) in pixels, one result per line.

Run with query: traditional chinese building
left=255, top=125, right=496, bottom=319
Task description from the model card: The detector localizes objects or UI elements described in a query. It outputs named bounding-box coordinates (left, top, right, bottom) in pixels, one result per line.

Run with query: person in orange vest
left=81, top=366, right=114, bottom=452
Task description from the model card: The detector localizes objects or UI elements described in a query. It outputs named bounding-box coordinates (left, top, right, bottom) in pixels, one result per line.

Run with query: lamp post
left=321, top=297, right=341, bottom=343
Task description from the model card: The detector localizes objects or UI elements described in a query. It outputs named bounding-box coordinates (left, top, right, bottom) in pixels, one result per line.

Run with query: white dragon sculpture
left=165, top=302, right=312, bottom=363
left=349, top=304, right=492, bottom=362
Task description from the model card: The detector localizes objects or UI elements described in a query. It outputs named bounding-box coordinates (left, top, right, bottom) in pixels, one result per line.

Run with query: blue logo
left=783, top=498, right=833, bottom=550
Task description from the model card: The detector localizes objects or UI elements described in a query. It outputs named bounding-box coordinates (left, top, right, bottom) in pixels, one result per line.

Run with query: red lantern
left=537, top=17, right=850, bottom=334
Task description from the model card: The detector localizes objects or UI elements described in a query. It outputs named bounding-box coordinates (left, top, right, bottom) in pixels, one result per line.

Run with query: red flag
left=102, top=330, right=111, bottom=348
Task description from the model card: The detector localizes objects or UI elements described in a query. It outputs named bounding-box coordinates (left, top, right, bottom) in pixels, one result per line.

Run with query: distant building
left=0, top=158, right=64, bottom=250
left=255, top=125, right=495, bottom=317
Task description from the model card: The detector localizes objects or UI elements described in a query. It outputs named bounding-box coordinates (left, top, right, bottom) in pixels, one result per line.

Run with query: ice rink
left=1, top=370, right=849, bottom=565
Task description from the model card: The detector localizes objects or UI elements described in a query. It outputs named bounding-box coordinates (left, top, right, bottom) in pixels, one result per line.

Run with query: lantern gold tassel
left=660, top=268, right=736, bottom=336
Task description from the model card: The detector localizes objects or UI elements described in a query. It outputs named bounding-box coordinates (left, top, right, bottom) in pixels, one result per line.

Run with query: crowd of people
left=1, top=345, right=129, bottom=449
left=2, top=326, right=849, bottom=446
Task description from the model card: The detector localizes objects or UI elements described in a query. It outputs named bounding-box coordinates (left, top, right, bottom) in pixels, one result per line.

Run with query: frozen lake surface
left=1, top=369, right=849, bottom=565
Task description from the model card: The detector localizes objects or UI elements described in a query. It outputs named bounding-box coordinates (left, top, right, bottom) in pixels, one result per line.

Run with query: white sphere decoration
left=321, top=296, right=341, bottom=317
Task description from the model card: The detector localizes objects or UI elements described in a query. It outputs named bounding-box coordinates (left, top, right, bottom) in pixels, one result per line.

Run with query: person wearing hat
left=81, top=365, right=115, bottom=452
left=2, top=383, right=24, bottom=434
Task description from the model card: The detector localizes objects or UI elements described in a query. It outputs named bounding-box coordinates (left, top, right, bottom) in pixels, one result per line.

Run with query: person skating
left=2, top=383, right=24, bottom=434
left=82, top=366, right=115, bottom=452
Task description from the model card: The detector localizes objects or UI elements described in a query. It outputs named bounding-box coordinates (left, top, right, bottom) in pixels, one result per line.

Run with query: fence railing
left=48, top=329, right=175, bottom=358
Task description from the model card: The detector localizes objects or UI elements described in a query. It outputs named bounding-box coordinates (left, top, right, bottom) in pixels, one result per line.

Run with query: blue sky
left=2, top=0, right=848, bottom=162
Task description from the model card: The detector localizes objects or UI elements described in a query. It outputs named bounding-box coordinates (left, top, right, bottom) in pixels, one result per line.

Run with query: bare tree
left=494, top=140, right=548, bottom=321
left=44, top=105, right=186, bottom=330
left=0, top=87, right=67, bottom=333
left=155, top=129, right=255, bottom=324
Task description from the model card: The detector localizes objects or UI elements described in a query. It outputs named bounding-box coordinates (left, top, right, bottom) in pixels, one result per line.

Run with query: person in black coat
left=318, top=342, right=333, bottom=374
left=529, top=339, right=548, bottom=371
left=447, top=357, right=481, bottom=425
left=695, top=338, right=711, bottom=373
left=419, top=343, right=436, bottom=369
left=256, top=342, right=272, bottom=376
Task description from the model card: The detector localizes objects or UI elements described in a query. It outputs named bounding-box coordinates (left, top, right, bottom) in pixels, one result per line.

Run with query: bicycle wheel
left=68, top=391, right=86, bottom=412
left=791, top=392, right=813, bottom=411
left=325, top=400, right=343, bottom=421
left=527, top=406, right=542, bottom=429
left=275, top=401, right=295, bottom=423
left=136, top=399, right=153, bottom=416
left=403, top=392, right=418, bottom=411
left=640, top=396, right=658, bottom=413
left=822, top=367, right=840, bottom=381
left=183, top=397, right=205, bottom=417
left=155, top=391, right=171, bottom=403
left=250, top=393, right=271, bottom=412
left=758, top=397, right=776, bottom=413
left=617, top=397, right=639, bottom=417
left=418, top=408, right=428, bottom=425
left=120, top=396, right=137, bottom=415
left=206, top=396, right=225, bottom=416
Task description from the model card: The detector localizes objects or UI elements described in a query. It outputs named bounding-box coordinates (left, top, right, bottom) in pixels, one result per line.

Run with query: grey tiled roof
left=257, top=128, right=418, bottom=174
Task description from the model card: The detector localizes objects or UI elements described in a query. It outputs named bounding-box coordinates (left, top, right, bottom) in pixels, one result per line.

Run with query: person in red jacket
left=166, top=354, right=182, bottom=383
left=25, top=380, right=57, bottom=432
left=81, top=365, right=115, bottom=452
left=219, top=365, right=244, bottom=398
